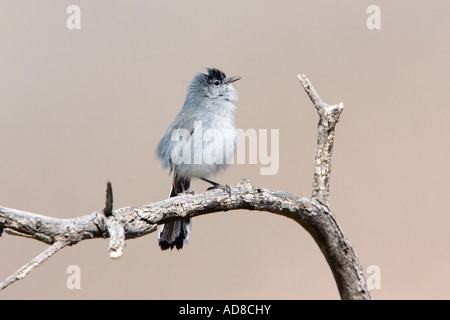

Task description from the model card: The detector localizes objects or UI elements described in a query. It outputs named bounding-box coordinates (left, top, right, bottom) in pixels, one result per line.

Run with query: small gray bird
left=156, top=68, right=240, bottom=250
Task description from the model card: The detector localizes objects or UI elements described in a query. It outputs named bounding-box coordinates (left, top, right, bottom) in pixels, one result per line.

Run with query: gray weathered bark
left=0, top=75, right=371, bottom=299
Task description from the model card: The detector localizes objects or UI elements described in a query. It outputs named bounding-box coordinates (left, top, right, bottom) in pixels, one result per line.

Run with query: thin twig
left=104, top=181, right=113, bottom=217
left=297, top=74, right=327, bottom=114
left=105, top=218, right=125, bottom=259
left=0, top=240, right=68, bottom=291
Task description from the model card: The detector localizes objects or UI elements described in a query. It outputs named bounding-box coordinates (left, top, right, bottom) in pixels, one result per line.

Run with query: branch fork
left=297, top=74, right=343, bottom=207
left=103, top=181, right=125, bottom=259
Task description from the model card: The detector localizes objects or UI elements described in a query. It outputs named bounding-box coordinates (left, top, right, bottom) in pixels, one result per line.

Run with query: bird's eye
left=213, top=80, right=221, bottom=86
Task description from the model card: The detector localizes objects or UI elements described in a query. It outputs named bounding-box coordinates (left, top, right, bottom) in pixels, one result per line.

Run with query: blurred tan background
left=1, top=1, right=449, bottom=299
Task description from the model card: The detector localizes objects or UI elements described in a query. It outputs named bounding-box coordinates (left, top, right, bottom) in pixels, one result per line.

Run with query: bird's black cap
left=205, top=68, right=226, bottom=82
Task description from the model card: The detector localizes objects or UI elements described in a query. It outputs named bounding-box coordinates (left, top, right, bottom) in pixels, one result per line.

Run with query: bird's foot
left=179, top=189, right=195, bottom=196
left=207, top=183, right=231, bottom=196
left=201, top=177, right=231, bottom=196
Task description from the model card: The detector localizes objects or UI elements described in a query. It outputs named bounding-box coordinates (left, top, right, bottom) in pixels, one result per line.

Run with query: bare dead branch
left=0, top=180, right=369, bottom=299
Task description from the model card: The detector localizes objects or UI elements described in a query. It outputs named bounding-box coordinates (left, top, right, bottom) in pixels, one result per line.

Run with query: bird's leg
left=181, top=181, right=194, bottom=195
left=200, top=177, right=221, bottom=189
left=201, top=177, right=231, bottom=195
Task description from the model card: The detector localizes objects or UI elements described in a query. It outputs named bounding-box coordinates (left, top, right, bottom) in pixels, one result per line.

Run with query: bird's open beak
left=225, top=76, right=241, bottom=84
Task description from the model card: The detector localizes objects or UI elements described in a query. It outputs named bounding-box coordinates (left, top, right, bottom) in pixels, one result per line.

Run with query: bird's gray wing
left=156, top=112, right=198, bottom=170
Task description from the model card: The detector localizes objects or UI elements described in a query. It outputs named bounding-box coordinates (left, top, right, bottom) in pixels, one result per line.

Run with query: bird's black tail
left=158, top=176, right=191, bottom=250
